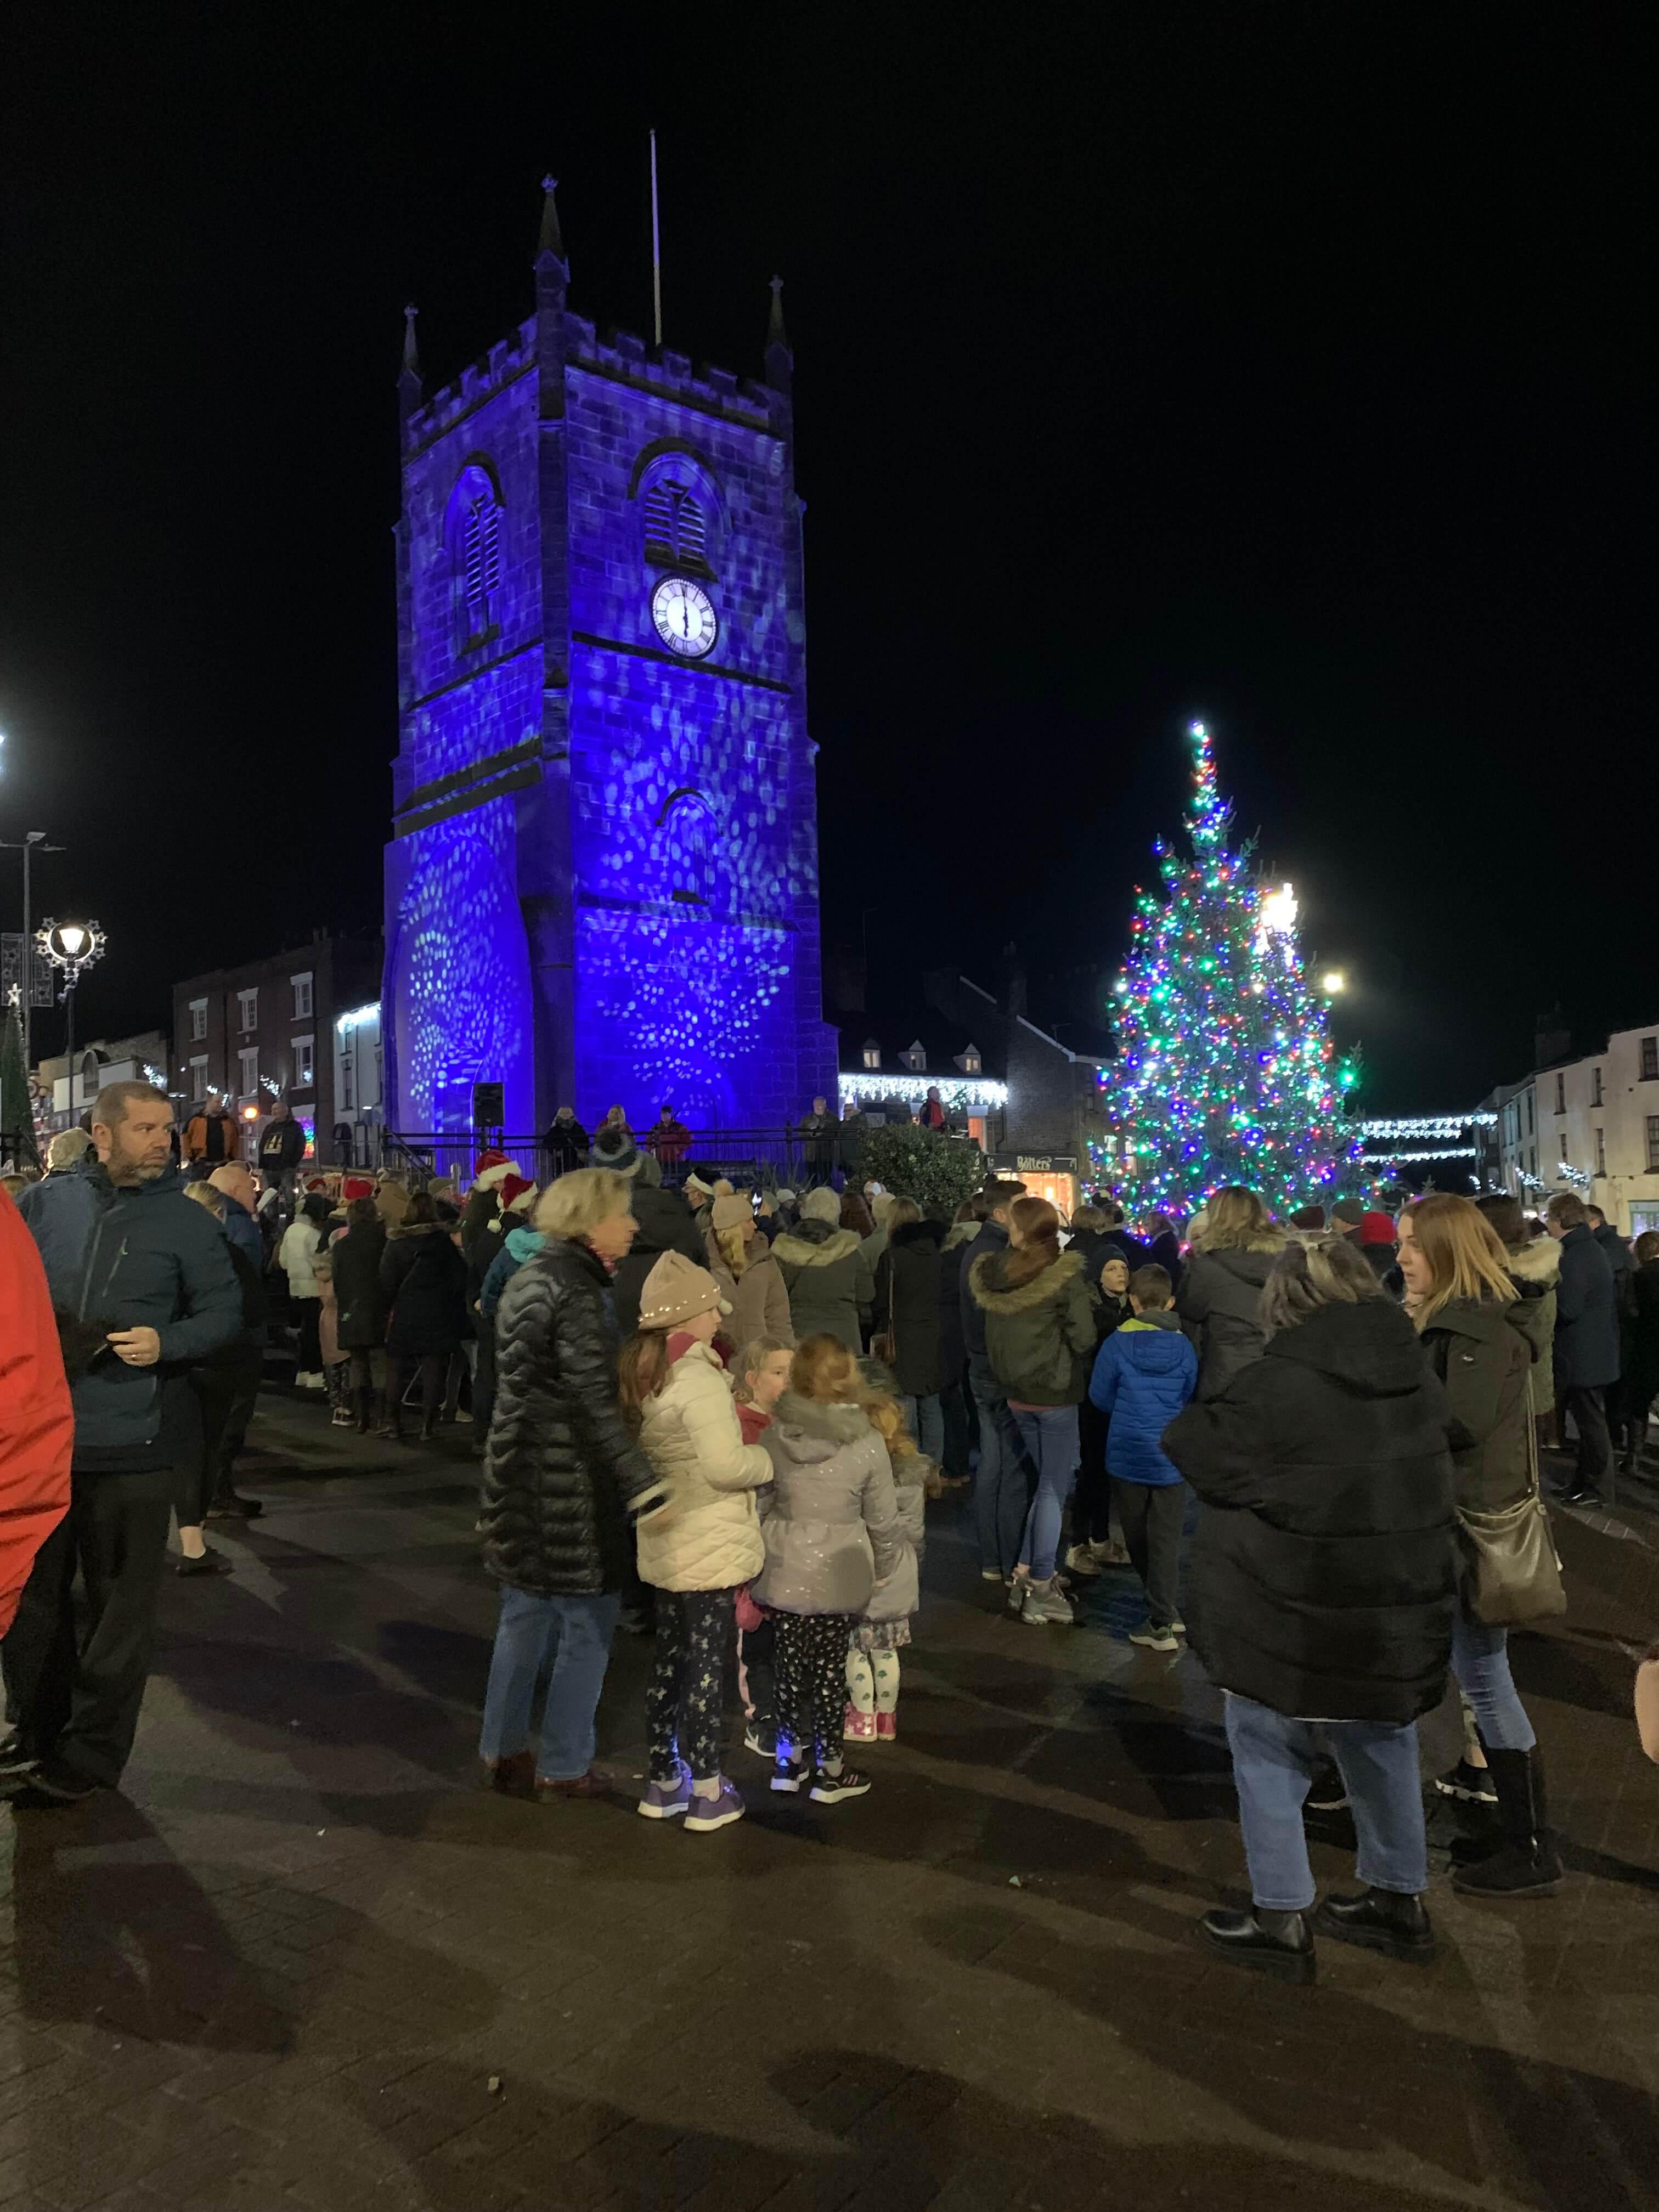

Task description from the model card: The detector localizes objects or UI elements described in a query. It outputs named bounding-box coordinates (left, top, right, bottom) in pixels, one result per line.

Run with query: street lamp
left=1322, top=969, right=1347, bottom=995
left=36, top=917, right=106, bottom=1069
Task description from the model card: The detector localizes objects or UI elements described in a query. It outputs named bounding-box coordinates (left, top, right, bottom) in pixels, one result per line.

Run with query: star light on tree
left=1090, top=723, right=1362, bottom=1215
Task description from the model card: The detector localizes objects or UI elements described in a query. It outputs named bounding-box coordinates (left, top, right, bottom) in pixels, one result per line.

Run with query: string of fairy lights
left=1088, top=724, right=1362, bottom=1214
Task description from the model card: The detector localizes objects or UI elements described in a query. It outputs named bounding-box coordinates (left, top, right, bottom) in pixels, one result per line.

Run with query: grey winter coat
left=771, top=1221, right=874, bottom=1353
left=862, top=1453, right=925, bottom=1624
left=753, top=1393, right=904, bottom=1616
left=1177, top=1244, right=1283, bottom=1401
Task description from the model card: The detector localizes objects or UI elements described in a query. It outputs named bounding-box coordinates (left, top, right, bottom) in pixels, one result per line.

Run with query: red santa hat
left=473, top=1150, right=521, bottom=1191
left=341, top=1175, right=375, bottom=1203
left=489, top=1174, right=539, bottom=1226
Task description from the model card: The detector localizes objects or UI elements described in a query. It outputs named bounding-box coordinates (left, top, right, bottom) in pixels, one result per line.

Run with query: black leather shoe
left=1198, top=1906, right=1316, bottom=1983
left=1558, top=1486, right=1603, bottom=1509
left=1313, top=1887, right=1436, bottom=1963
left=0, top=1732, right=37, bottom=1780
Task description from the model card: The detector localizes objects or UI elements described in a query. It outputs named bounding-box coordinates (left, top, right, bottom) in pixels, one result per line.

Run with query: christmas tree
left=1090, top=724, right=1361, bottom=1215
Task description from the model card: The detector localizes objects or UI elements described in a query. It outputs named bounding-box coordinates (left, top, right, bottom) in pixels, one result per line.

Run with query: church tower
left=383, top=180, right=838, bottom=1138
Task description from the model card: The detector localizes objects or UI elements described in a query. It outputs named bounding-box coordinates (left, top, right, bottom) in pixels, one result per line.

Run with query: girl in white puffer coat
left=619, top=1252, right=771, bottom=1834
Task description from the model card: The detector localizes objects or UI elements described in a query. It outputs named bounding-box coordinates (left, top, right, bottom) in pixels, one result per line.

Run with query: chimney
left=1534, top=1007, right=1571, bottom=1069
left=998, top=943, right=1028, bottom=1021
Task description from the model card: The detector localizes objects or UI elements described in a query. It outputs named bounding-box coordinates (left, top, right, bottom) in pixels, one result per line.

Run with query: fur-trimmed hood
left=771, top=1225, right=863, bottom=1269
left=969, top=1246, right=1086, bottom=1312
left=771, top=1390, right=873, bottom=1447
left=386, top=1217, right=451, bottom=1242
left=1506, top=1236, right=1561, bottom=1287
left=943, top=1220, right=980, bottom=1251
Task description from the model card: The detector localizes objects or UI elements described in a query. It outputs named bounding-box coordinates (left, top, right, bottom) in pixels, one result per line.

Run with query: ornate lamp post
left=36, top=917, right=106, bottom=1069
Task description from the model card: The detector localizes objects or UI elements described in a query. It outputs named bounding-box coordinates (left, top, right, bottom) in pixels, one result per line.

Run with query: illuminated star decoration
left=1091, top=723, right=1362, bottom=1215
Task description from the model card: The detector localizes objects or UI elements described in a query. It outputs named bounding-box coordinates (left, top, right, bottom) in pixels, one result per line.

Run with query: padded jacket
left=771, top=1221, right=874, bottom=1354
left=1087, top=1311, right=1198, bottom=1485
left=1163, top=1298, right=1458, bottom=1725
left=1419, top=1296, right=1535, bottom=1517
left=480, top=1237, right=667, bottom=1595
left=753, top=1393, right=904, bottom=1616
left=635, top=1341, right=772, bottom=1592
left=968, top=1247, right=1096, bottom=1406
left=1176, top=1244, right=1282, bottom=1401
left=18, top=1156, right=241, bottom=1468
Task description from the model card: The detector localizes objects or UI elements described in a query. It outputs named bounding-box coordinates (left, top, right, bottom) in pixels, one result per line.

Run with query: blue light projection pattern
left=387, top=281, right=837, bottom=1138
left=386, top=798, right=532, bottom=1131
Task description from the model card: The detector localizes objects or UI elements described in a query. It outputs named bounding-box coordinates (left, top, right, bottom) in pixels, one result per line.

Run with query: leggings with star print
left=774, top=1612, right=860, bottom=1768
left=645, top=1587, right=738, bottom=1784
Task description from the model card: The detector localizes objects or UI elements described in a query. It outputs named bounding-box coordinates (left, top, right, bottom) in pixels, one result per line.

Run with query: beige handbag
left=1457, top=1415, right=1566, bottom=1628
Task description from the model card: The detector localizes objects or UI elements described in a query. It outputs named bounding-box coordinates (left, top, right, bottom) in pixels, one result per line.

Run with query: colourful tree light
left=1091, top=723, right=1362, bottom=1215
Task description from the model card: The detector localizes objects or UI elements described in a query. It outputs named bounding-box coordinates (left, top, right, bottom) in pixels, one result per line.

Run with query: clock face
left=651, top=576, right=718, bottom=659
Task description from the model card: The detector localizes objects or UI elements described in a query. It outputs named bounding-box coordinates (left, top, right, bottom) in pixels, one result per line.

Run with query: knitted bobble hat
left=637, top=1250, right=731, bottom=1330
left=711, top=1192, right=752, bottom=1234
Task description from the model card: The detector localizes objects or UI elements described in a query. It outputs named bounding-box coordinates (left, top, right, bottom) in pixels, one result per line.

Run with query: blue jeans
left=479, top=1586, right=620, bottom=1782
left=969, top=1358, right=1029, bottom=1576
left=1449, top=1609, right=1535, bottom=1752
left=1013, top=1403, right=1080, bottom=1582
left=1224, top=1694, right=1429, bottom=1911
left=901, top=1393, right=945, bottom=1466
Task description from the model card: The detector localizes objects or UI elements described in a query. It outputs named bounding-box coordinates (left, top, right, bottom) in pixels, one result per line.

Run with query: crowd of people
left=4, top=1077, right=1659, bottom=1993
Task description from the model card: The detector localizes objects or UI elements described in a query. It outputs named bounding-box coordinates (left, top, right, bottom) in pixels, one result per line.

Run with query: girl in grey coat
left=754, top=1338, right=905, bottom=1802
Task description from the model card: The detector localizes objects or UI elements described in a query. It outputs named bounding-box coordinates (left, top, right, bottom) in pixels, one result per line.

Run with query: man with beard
left=7, top=1083, right=241, bottom=1801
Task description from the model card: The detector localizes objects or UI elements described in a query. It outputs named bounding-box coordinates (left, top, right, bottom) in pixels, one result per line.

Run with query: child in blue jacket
left=1088, top=1263, right=1198, bottom=1651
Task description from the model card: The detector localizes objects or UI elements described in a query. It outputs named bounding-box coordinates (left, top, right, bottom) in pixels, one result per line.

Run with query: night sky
left=1, top=10, right=1650, bottom=1110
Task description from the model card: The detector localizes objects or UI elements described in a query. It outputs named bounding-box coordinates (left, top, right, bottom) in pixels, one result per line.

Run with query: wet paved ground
left=2, top=1397, right=1657, bottom=2210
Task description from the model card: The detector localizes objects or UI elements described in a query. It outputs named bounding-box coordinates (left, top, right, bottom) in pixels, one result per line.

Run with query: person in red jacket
left=0, top=1186, right=72, bottom=1641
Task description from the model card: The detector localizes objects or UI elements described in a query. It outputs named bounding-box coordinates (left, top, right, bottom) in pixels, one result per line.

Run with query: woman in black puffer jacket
left=478, top=1169, right=667, bottom=1801
left=1164, top=1235, right=1458, bottom=1984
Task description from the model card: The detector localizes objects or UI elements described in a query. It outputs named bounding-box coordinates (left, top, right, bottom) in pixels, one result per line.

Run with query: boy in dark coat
left=1163, top=1235, right=1458, bottom=1983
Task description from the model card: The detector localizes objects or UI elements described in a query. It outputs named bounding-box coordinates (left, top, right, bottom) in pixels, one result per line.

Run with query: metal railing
left=378, top=1128, right=846, bottom=1191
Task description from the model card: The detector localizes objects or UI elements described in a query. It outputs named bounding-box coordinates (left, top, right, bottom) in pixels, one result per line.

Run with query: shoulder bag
left=1455, top=1410, right=1566, bottom=1627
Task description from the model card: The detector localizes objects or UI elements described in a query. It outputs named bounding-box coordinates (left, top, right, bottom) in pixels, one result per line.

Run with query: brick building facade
left=172, top=932, right=383, bottom=1161
left=382, top=182, right=837, bottom=1139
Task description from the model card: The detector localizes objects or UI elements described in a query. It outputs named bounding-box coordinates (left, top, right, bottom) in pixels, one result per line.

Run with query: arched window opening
left=656, top=789, right=717, bottom=907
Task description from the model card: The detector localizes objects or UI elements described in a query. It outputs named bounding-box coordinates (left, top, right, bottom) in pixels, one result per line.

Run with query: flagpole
left=649, top=128, right=662, bottom=347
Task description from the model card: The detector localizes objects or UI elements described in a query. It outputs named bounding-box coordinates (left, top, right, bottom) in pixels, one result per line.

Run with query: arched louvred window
left=449, top=460, right=505, bottom=651
left=463, top=495, right=501, bottom=631
left=642, top=478, right=713, bottom=575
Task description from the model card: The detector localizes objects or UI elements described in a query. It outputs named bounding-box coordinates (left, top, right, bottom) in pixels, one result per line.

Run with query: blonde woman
left=707, top=1191, right=793, bottom=1347
left=969, top=1195, right=1097, bottom=1624
left=1176, top=1186, right=1285, bottom=1399
left=477, top=1169, right=667, bottom=1802
left=1398, top=1195, right=1561, bottom=1898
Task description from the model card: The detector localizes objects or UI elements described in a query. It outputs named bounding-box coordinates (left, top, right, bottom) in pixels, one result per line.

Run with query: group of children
left=614, top=1249, right=934, bottom=1831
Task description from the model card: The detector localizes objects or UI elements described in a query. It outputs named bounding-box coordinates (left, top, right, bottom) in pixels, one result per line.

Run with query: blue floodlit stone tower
left=383, top=179, right=838, bottom=1137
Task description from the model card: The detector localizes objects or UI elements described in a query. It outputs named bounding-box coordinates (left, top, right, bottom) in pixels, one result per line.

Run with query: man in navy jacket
left=1546, top=1191, right=1619, bottom=1506
left=8, top=1082, right=241, bottom=1800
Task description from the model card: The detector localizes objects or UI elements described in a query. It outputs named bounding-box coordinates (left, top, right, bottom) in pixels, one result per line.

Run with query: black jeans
left=645, top=1587, right=737, bottom=1782
left=1563, top=1384, right=1611, bottom=1491
left=292, top=1297, right=323, bottom=1374
left=1113, top=1479, right=1187, bottom=1629
left=2, top=1463, right=174, bottom=1786
left=1074, top=1397, right=1111, bottom=1545
left=206, top=1348, right=264, bottom=1496
left=939, top=1376, right=970, bottom=1480
left=472, top=1328, right=496, bottom=1438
